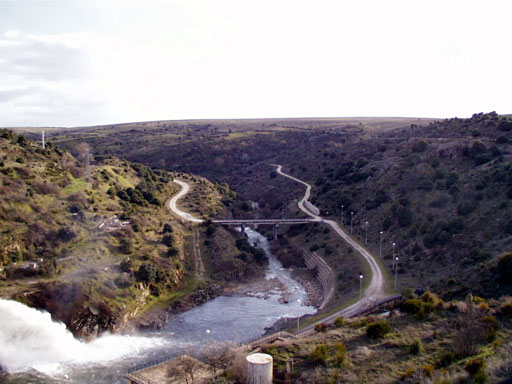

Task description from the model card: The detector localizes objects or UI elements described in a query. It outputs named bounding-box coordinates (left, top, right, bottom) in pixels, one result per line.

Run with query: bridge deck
left=213, top=218, right=321, bottom=225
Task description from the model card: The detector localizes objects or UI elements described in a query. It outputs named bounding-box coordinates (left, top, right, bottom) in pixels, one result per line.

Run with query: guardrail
left=213, top=218, right=319, bottom=224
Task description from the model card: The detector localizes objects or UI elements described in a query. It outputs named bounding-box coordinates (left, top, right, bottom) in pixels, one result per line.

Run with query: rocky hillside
left=0, top=129, right=237, bottom=337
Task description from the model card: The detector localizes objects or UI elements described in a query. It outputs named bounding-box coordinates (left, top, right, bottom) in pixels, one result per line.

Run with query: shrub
left=334, top=342, right=346, bottom=366
left=465, top=359, right=485, bottom=376
left=162, top=234, right=174, bottom=247
left=119, top=238, right=134, bottom=254
left=437, top=352, right=455, bottom=368
left=135, top=263, right=157, bottom=283
left=498, top=118, right=512, bottom=132
left=500, top=301, right=512, bottom=319
left=423, top=365, right=434, bottom=378
left=314, top=323, right=327, bottom=333
left=167, top=247, right=179, bottom=258
left=366, top=321, right=391, bottom=339
left=163, top=223, right=173, bottom=233
left=309, top=344, right=328, bottom=366
left=410, top=338, right=423, bottom=355
left=401, top=298, right=434, bottom=318
left=334, top=316, right=345, bottom=328
left=412, top=139, right=428, bottom=152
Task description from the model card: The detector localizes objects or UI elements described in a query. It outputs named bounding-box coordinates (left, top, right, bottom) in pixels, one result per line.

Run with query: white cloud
left=0, top=0, right=511, bottom=126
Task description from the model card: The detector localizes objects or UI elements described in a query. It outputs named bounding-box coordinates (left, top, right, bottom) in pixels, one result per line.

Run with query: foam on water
left=0, top=299, right=168, bottom=374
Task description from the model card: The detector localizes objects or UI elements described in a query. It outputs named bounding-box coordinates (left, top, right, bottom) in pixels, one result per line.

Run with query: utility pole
left=394, top=257, right=399, bottom=290
left=350, top=212, right=354, bottom=234
left=359, top=274, right=364, bottom=302
left=392, top=242, right=396, bottom=269
left=86, top=148, right=91, bottom=182
left=379, top=231, right=383, bottom=258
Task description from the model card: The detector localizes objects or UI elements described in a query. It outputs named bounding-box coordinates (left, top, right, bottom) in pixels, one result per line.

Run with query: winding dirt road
left=275, top=165, right=386, bottom=303
left=169, top=179, right=203, bottom=223
left=170, top=173, right=386, bottom=308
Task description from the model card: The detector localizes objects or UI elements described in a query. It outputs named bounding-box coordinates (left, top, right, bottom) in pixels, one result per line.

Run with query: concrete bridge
left=212, top=218, right=321, bottom=238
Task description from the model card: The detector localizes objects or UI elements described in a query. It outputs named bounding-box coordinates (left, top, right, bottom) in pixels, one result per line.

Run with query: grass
left=62, top=177, right=88, bottom=196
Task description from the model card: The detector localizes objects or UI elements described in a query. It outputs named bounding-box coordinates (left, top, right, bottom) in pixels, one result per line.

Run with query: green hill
left=0, top=129, right=247, bottom=337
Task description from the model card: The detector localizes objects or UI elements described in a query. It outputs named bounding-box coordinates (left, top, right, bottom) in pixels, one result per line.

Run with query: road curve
left=168, top=179, right=204, bottom=223
left=275, top=165, right=386, bottom=303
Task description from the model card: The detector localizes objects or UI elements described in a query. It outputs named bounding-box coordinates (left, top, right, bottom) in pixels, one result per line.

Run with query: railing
left=126, top=295, right=402, bottom=381
left=212, top=218, right=319, bottom=224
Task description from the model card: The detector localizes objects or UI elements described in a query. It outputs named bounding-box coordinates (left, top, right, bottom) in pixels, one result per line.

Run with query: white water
left=0, top=229, right=316, bottom=383
left=0, top=299, right=172, bottom=374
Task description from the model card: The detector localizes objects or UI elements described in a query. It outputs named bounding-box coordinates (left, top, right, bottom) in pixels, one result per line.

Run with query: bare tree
left=200, top=342, right=235, bottom=374
left=167, top=362, right=189, bottom=384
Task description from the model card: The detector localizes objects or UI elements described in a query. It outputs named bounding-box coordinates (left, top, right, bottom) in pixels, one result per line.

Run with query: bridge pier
left=240, top=224, right=245, bottom=237
left=273, top=224, right=279, bottom=240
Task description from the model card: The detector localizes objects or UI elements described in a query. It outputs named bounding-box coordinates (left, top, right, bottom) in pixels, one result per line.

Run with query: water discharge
left=0, top=229, right=315, bottom=383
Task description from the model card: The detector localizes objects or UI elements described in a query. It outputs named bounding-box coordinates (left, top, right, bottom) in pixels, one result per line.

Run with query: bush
left=162, top=234, right=174, bottom=247
left=409, top=338, right=423, bottom=355
left=334, top=342, right=346, bottom=366
left=422, top=365, right=434, bottom=378
left=412, top=140, right=428, bottom=152
left=314, top=323, right=327, bottom=333
left=401, top=298, right=433, bottom=318
left=465, top=359, right=485, bottom=376
left=309, top=344, right=328, bottom=366
left=334, top=316, right=345, bottom=328
left=162, top=223, right=173, bottom=233
left=366, top=321, right=391, bottom=339
left=500, top=301, right=512, bottom=319
left=119, top=238, right=134, bottom=254
left=135, top=263, right=157, bottom=283
left=166, top=247, right=179, bottom=258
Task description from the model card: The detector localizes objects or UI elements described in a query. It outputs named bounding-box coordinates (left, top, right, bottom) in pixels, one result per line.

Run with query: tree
left=163, top=234, right=174, bottom=247
left=201, top=342, right=235, bottom=374
left=497, top=252, right=512, bottom=284
left=135, top=263, right=157, bottom=283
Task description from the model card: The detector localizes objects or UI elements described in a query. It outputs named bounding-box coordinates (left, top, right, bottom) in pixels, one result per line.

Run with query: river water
left=0, top=229, right=316, bottom=383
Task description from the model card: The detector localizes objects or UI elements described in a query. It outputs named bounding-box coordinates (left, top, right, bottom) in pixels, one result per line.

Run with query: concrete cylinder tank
left=246, top=353, right=273, bottom=384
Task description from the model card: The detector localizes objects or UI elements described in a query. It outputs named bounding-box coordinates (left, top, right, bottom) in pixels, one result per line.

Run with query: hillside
left=42, top=113, right=512, bottom=302
left=211, top=293, right=512, bottom=384
left=0, top=129, right=251, bottom=338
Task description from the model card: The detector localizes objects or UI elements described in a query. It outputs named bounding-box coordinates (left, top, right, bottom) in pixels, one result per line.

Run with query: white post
left=206, top=329, right=211, bottom=344
left=359, top=274, right=363, bottom=301
left=350, top=212, right=354, bottom=234
left=296, top=299, right=301, bottom=333
left=392, top=242, right=396, bottom=269
left=341, top=204, right=344, bottom=224
left=379, top=231, right=383, bottom=258
left=365, top=221, right=369, bottom=244
left=394, top=257, right=399, bottom=290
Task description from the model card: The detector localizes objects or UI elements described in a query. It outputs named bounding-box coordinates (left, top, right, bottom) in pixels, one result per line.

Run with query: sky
left=0, top=0, right=511, bottom=127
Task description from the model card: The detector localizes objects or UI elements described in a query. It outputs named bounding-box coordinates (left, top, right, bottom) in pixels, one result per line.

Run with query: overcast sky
left=0, top=0, right=511, bottom=127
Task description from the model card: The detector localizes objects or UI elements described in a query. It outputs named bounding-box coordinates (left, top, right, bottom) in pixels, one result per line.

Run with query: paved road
left=168, top=179, right=203, bottom=223
left=275, top=165, right=386, bottom=304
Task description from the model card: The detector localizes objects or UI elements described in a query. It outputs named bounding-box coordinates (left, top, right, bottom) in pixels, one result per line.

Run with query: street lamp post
left=359, top=274, right=364, bottom=301
left=379, top=231, right=383, bottom=258
left=392, top=242, right=396, bottom=269
left=296, top=299, right=301, bottom=333
left=350, top=212, right=354, bottom=234
left=341, top=204, right=344, bottom=225
left=365, top=221, right=369, bottom=244
left=394, top=257, right=399, bottom=290
left=206, top=329, right=211, bottom=344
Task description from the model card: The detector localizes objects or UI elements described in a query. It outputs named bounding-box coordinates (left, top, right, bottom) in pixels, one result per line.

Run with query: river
left=0, top=229, right=316, bottom=383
